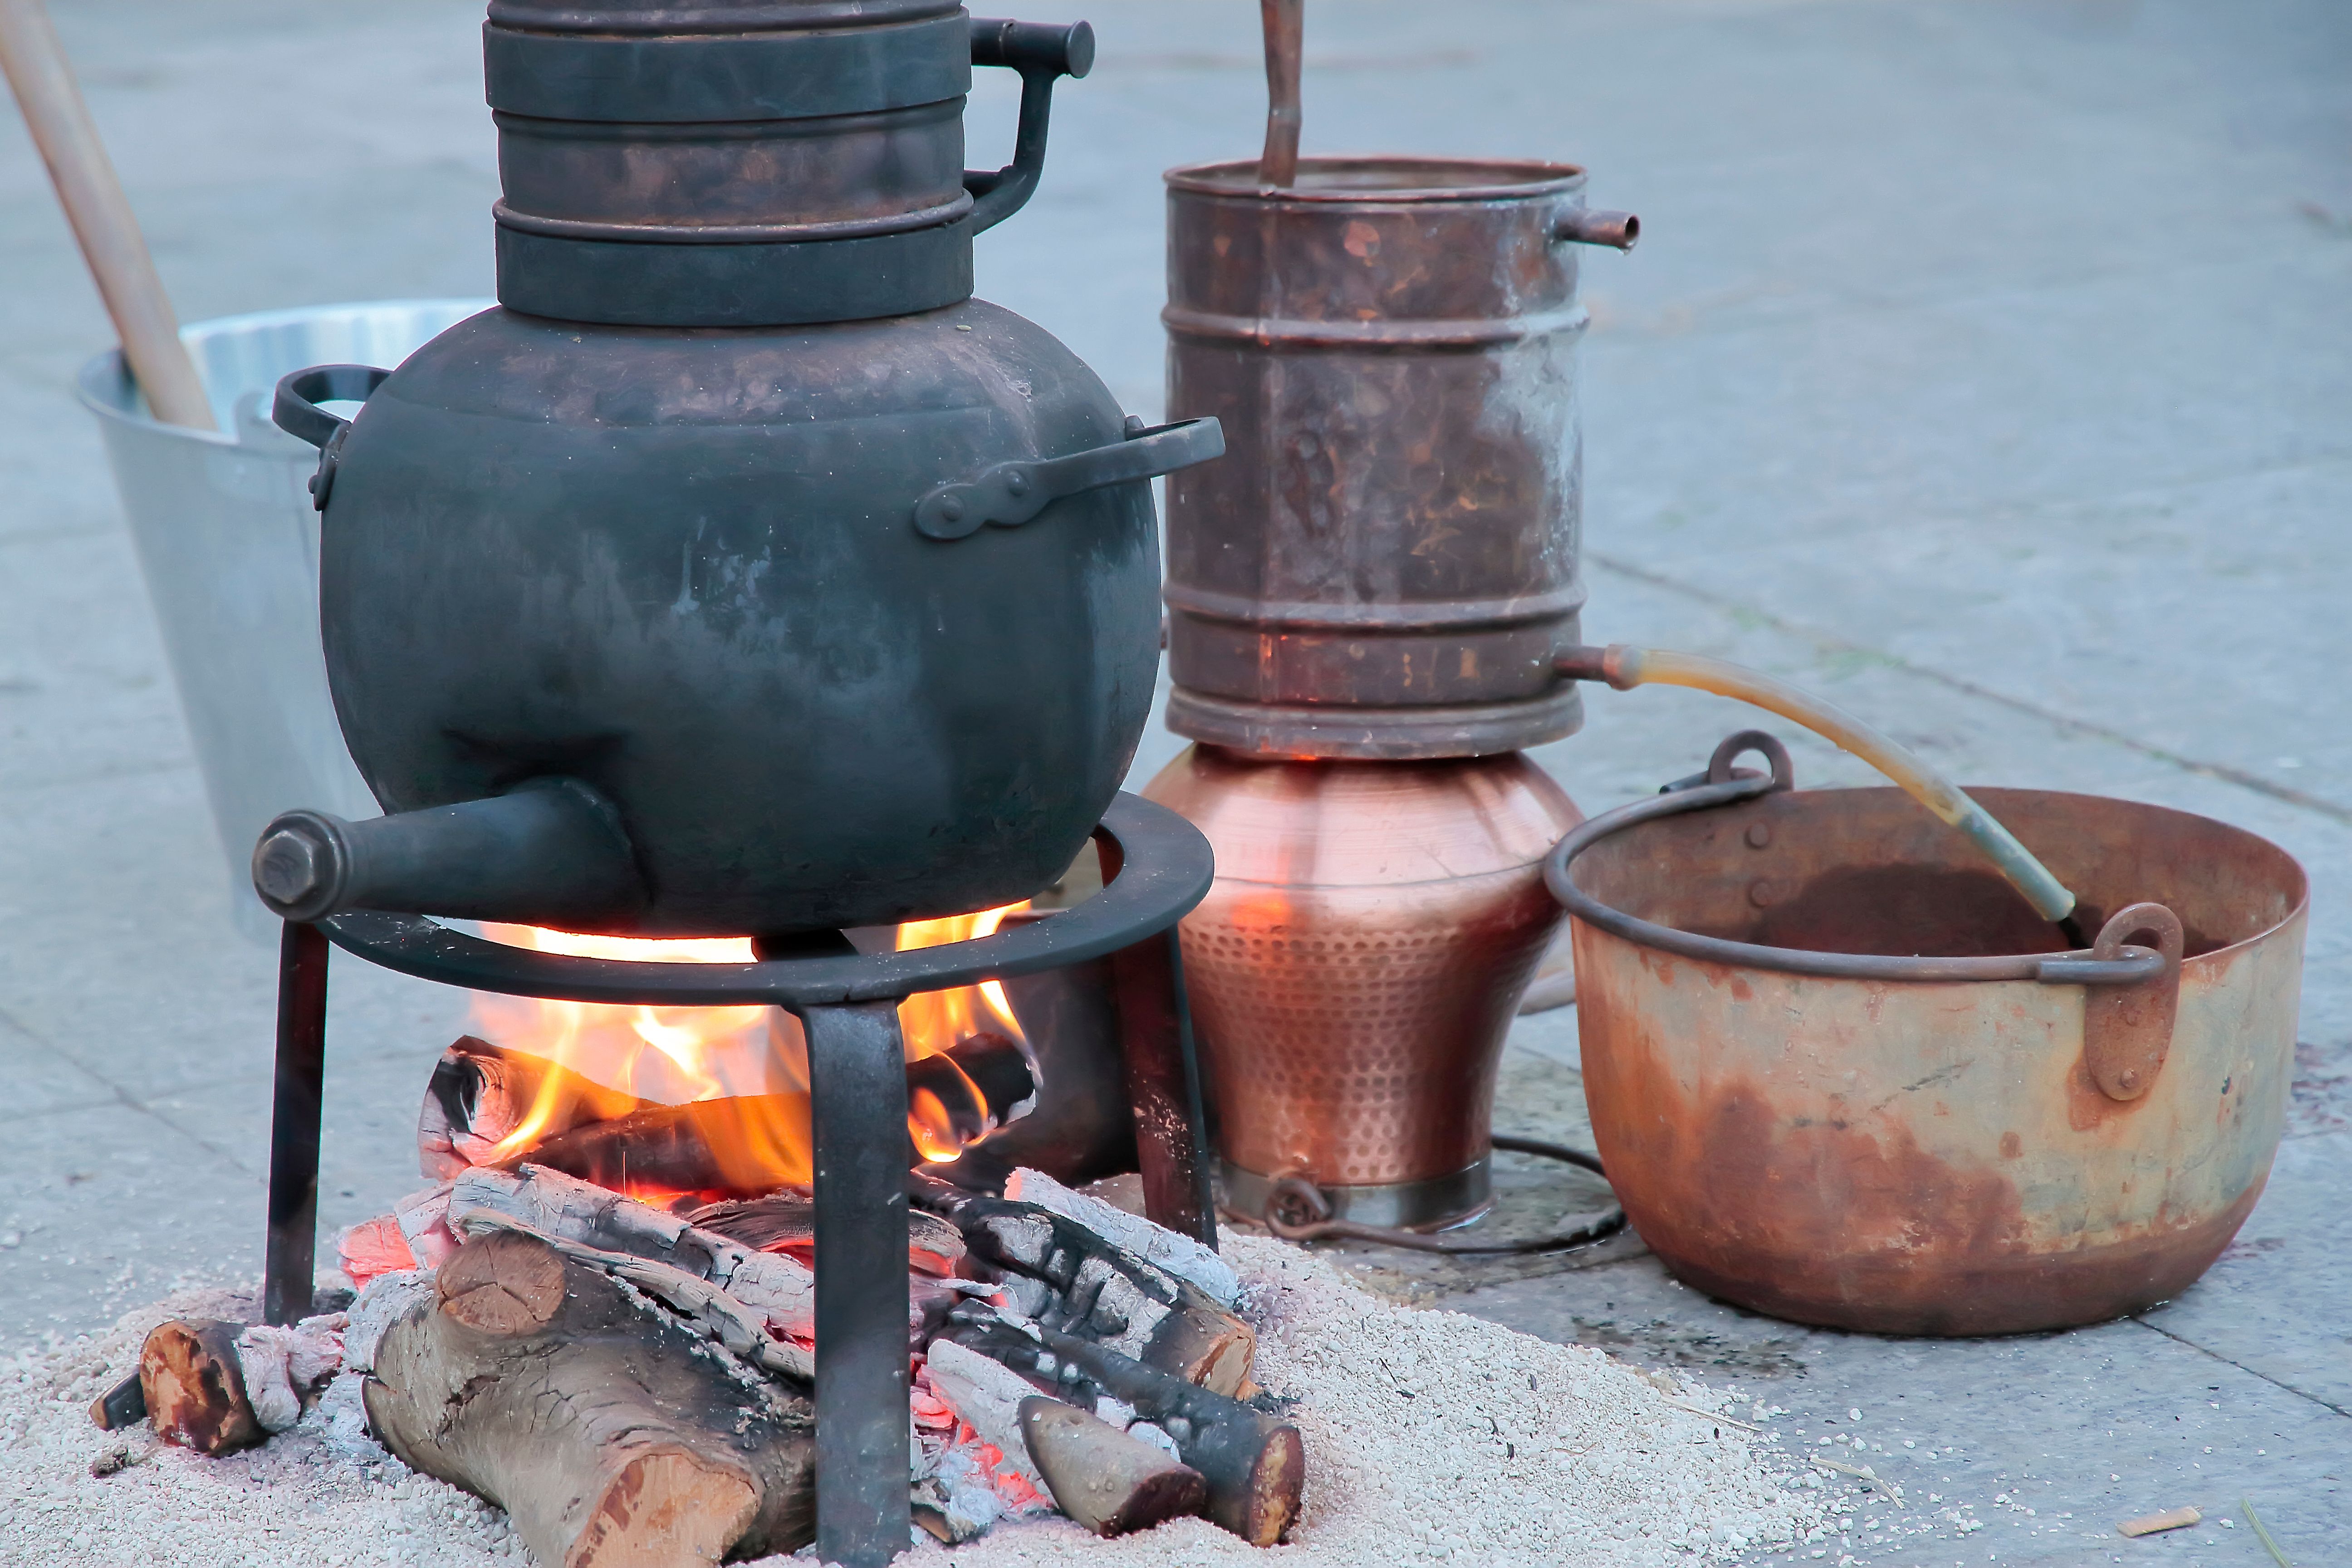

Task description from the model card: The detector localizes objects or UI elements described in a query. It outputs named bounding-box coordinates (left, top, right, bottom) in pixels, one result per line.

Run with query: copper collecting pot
left=1145, top=744, right=1581, bottom=1227
left=1549, top=738, right=2308, bottom=1335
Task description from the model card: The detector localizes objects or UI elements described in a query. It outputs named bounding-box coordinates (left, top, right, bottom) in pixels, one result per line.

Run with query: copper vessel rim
left=1558, top=781, right=2311, bottom=981
left=1164, top=154, right=1588, bottom=204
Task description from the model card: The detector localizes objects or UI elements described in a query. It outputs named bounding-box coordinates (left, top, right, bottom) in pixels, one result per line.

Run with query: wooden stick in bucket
left=0, top=0, right=214, bottom=429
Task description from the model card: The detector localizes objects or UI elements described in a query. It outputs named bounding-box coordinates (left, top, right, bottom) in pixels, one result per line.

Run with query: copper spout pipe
left=1554, top=209, right=1641, bottom=250
left=1257, top=0, right=1303, bottom=187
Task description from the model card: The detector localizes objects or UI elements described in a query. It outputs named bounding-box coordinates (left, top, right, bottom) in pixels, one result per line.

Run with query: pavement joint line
left=2128, top=1314, right=2352, bottom=1422
left=0, top=998, right=257, bottom=1180
left=1587, top=552, right=2352, bottom=828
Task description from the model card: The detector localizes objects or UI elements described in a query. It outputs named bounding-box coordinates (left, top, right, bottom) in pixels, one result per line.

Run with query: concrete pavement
left=1, top=1, right=2346, bottom=1561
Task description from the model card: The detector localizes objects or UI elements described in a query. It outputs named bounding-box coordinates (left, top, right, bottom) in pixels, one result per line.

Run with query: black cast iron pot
left=250, top=6, right=1221, bottom=938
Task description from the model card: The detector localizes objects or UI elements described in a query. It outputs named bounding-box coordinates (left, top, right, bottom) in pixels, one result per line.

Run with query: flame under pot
left=1162, top=157, right=1597, bottom=760
left=1145, top=744, right=1581, bottom=1227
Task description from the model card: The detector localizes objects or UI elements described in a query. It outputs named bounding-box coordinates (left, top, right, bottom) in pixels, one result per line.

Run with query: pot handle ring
left=273, top=363, right=392, bottom=511
left=915, top=415, right=1225, bottom=540
left=965, top=19, right=1095, bottom=234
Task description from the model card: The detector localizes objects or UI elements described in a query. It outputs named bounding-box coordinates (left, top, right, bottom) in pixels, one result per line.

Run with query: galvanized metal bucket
left=1546, top=734, right=2306, bottom=1336
left=76, top=300, right=490, bottom=939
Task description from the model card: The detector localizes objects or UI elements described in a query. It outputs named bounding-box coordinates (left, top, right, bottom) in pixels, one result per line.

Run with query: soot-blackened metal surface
left=1561, top=763, right=2308, bottom=1336
left=1163, top=157, right=1619, bottom=759
left=305, top=302, right=1163, bottom=936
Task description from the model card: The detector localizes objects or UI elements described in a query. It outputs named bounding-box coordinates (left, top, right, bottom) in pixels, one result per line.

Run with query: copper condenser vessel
left=1145, top=42, right=1635, bottom=1226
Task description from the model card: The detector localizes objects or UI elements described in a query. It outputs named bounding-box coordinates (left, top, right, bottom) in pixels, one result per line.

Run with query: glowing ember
left=470, top=906, right=1031, bottom=1191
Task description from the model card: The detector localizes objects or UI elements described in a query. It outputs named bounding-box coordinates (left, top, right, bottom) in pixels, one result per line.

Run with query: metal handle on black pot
left=914, top=415, right=1225, bottom=540
left=273, top=363, right=391, bottom=510
left=964, top=18, right=1094, bottom=232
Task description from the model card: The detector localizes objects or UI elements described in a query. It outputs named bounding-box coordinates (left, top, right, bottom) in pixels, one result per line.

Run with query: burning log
left=420, top=1035, right=650, bottom=1178
left=419, top=1032, right=1035, bottom=1199
left=916, top=1176, right=1256, bottom=1396
left=685, top=1190, right=969, bottom=1277
left=363, top=1230, right=818, bottom=1567
left=1019, top=1396, right=1210, bottom=1538
left=942, top=1304, right=1303, bottom=1547
left=445, top=1165, right=821, bottom=1340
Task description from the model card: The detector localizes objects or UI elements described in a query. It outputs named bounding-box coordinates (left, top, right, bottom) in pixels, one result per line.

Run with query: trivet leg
left=800, top=999, right=912, bottom=1567
left=265, top=920, right=330, bottom=1326
left=1111, top=926, right=1217, bottom=1248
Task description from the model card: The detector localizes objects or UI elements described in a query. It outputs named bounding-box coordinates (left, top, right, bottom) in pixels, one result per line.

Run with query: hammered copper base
left=1144, top=745, right=1581, bottom=1218
left=1221, top=1155, right=1493, bottom=1232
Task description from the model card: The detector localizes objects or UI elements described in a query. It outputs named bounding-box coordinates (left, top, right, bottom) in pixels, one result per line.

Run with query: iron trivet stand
left=260, top=792, right=1218, bottom=1567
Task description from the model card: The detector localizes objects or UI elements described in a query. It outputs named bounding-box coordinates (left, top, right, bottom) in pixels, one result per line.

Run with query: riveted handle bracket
left=914, top=416, right=1225, bottom=540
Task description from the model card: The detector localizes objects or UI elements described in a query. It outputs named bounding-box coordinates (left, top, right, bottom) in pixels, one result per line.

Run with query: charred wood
left=139, top=1319, right=263, bottom=1457
left=684, top=1191, right=968, bottom=1278
left=1019, top=1396, right=1209, bottom=1538
left=914, top=1177, right=1255, bottom=1396
left=362, top=1230, right=817, bottom=1567
left=942, top=1305, right=1302, bottom=1547
left=88, top=1372, right=145, bottom=1431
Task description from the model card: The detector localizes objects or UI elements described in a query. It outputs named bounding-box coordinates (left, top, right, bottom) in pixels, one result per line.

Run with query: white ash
left=8, top=1239, right=1826, bottom=1568
left=233, top=1314, right=345, bottom=1434
left=0, top=1289, right=519, bottom=1568
left=839, top=1235, right=1828, bottom=1568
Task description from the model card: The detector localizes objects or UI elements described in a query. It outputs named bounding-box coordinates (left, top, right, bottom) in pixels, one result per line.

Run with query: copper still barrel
left=1163, top=157, right=1632, bottom=760
left=1144, top=745, right=1581, bottom=1225
left=1152, top=152, right=1632, bottom=1230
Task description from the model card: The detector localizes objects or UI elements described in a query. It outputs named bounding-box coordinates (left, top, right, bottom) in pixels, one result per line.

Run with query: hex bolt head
left=254, top=826, right=327, bottom=906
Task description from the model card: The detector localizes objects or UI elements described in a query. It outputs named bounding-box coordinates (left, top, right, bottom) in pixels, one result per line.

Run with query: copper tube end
left=1555, top=210, right=1640, bottom=250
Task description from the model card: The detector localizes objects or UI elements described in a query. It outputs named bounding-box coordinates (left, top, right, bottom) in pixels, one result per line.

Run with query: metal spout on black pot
left=251, top=778, right=644, bottom=927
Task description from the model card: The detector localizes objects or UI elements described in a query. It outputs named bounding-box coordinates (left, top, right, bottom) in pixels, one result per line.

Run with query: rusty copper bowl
left=1551, top=755, right=2307, bottom=1336
left=1145, top=743, right=1581, bottom=1228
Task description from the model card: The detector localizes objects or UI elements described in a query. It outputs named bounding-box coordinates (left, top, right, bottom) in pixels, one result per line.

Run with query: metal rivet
left=1748, top=878, right=1778, bottom=908
left=1005, top=472, right=1030, bottom=498
left=936, top=495, right=965, bottom=523
left=2117, top=1069, right=2141, bottom=1090
left=1745, top=822, right=1772, bottom=849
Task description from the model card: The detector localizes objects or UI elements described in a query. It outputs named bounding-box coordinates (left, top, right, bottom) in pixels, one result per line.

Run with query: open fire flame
left=471, top=904, right=1029, bottom=1191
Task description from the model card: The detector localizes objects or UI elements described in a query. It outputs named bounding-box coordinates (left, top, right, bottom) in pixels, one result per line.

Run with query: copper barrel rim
left=1164, top=154, right=1588, bottom=204
left=1544, top=734, right=2311, bottom=987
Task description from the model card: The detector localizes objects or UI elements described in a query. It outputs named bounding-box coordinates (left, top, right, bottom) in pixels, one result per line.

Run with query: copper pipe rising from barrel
left=1257, top=0, right=1303, bottom=187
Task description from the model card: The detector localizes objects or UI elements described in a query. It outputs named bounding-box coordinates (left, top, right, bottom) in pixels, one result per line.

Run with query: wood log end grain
left=1242, top=1421, right=1305, bottom=1547
left=436, top=1227, right=567, bottom=1335
left=1147, top=1304, right=1257, bottom=1397
left=568, top=1445, right=760, bottom=1568
left=1019, top=1396, right=1208, bottom=1538
left=139, top=1319, right=264, bottom=1456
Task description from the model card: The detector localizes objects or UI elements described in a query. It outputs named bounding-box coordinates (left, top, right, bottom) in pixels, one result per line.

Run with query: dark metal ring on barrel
left=315, top=793, right=1214, bottom=1007
left=1544, top=732, right=2168, bottom=987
